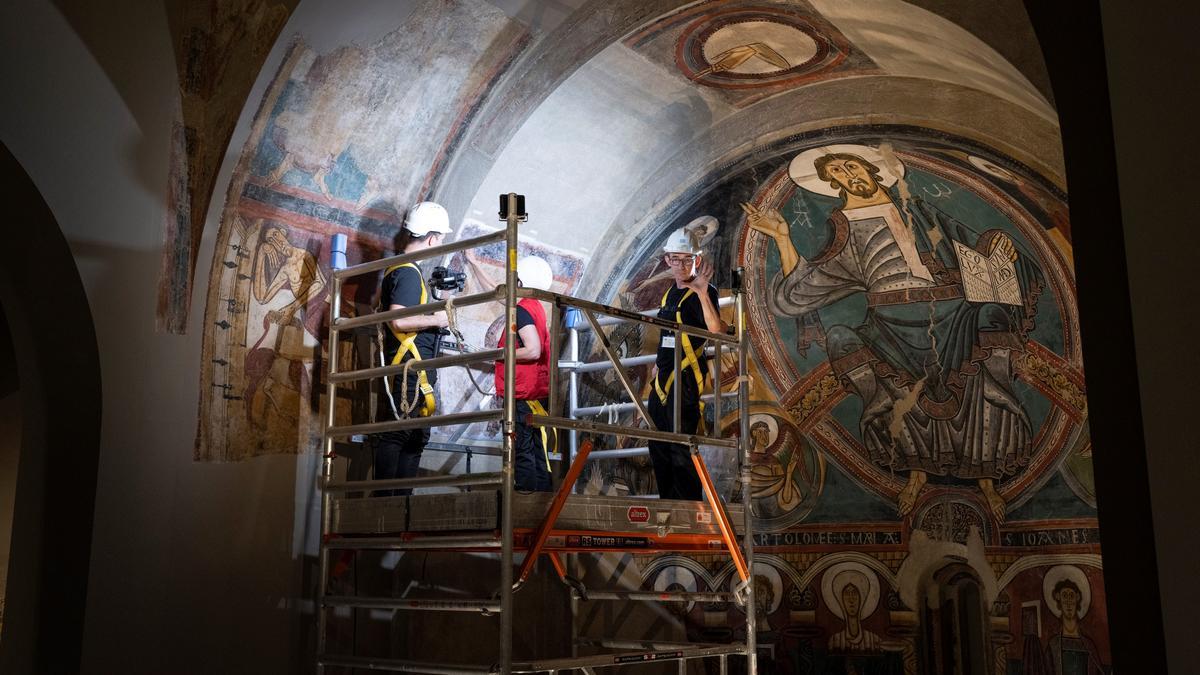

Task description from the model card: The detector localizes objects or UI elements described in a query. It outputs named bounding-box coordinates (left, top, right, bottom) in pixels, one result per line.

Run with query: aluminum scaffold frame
left=316, top=194, right=757, bottom=675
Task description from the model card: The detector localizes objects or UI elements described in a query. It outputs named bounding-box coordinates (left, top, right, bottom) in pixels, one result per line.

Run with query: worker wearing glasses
left=647, top=217, right=727, bottom=500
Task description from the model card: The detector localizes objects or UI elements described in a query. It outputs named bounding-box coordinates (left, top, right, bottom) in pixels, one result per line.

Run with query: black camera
left=429, top=266, right=466, bottom=295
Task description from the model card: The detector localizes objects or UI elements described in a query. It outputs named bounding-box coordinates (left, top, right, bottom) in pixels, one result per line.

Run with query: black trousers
left=513, top=399, right=552, bottom=492
left=372, top=372, right=430, bottom=497
left=647, top=375, right=703, bottom=501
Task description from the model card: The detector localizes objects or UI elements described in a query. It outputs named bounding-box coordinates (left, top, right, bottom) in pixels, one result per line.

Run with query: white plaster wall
left=812, top=0, right=1056, bottom=123
left=466, top=43, right=735, bottom=255
left=0, top=1, right=418, bottom=672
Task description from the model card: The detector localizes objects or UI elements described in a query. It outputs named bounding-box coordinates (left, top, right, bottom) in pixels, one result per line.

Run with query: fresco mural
left=575, top=126, right=1105, bottom=673
left=196, top=0, right=536, bottom=461
left=623, top=0, right=878, bottom=107
left=157, top=0, right=297, bottom=334
left=187, top=0, right=1108, bottom=669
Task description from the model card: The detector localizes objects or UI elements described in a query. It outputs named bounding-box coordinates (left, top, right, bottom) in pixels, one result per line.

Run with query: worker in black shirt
left=647, top=218, right=726, bottom=501
left=373, top=201, right=452, bottom=496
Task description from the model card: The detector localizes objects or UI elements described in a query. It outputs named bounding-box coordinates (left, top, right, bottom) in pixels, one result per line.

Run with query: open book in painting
left=953, top=239, right=1023, bottom=306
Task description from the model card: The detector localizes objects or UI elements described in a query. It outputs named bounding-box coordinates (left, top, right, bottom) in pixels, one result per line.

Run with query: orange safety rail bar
left=691, top=453, right=749, bottom=582
left=515, top=438, right=595, bottom=586
left=514, top=528, right=734, bottom=553
left=547, top=552, right=568, bottom=581
left=516, top=436, right=749, bottom=584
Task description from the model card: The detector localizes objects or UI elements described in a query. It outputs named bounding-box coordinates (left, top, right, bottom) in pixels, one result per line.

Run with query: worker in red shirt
left=495, top=256, right=556, bottom=491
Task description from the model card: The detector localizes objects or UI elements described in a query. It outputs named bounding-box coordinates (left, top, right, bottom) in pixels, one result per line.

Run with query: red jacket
left=495, top=297, right=550, bottom=400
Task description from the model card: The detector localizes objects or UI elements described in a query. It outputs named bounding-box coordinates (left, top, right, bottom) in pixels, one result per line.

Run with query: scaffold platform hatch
left=316, top=194, right=758, bottom=675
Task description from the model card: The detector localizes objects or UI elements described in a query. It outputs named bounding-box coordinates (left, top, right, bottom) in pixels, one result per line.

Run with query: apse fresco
left=191, top=0, right=1109, bottom=668
left=582, top=128, right=1106, bottom=674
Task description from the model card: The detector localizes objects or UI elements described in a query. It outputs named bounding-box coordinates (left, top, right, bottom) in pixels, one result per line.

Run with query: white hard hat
left=404, top=201, right=452, bottom=236
left=662, top=215, right=719, bottom=254
left=517, top=255, right=554, bottom=291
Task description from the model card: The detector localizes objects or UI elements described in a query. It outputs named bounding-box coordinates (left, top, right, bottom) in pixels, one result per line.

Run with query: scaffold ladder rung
left=323, top=595, right=501, bottom=614
left=511, top=644, right=748, bottom=672
left=572, top=590, right=736, bottom=603
left=323, top=471, right=503, bottom=492
left=317, top=654, right=496, bottom=674
left=324, top=534, right=501, bottom=550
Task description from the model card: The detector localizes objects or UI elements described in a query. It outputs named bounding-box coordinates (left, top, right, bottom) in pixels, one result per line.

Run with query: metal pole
left=567, top=323, right=579, bottom=464
left=323, top=471, right=503, bottom=493
left=712, top=343, right=722, bottom=439
left=572, top=391, right=723, bottom=417
left=547, top=304, right=562, bottom=446
left=327, top=409, right=503, bottom=439
left=736, top=275, right=757, bottom=675
left=324, top=534, right=501, bottom=550
left=582, top=309, right=653, bottom=428
left=566, top=295, right=734, bottom=330
left=332, top=228, right=506, bottom=279
left=317, top=274, right=342, bottom=673
left=500, top=193, right=520, bottom=675
left=546, top=304, right=566, bottom=482
left=527, top=415, right=737, bottom=449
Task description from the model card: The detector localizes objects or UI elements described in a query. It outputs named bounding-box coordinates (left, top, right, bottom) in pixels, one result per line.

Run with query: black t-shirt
left=515, top=305, right=534, bottom=346
left=381, top=264, right=441, bottom=383
left=655, top=284, right=720, bottom=380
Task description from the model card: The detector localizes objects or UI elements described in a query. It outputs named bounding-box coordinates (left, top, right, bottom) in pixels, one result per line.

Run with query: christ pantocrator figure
left=746, top=149, right=1045, bottom=520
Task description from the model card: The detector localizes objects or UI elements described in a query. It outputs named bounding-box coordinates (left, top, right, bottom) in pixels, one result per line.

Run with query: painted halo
left=821, top=561, right=880, bottom=621
left=729, top=561, right=785, bottom=616
left=1041, top=565, right=1092, bottom=619
left=788, top=144, right=904, bottom=197
left=652, top=562, right=700, bottom=613
left=701, top=21, right=819, bottom=76
left=723, top=404, right=824, bottom=530
left=682, top=214, right=720, bottom=247
left=968, top=154, right=1019, bottom=183
left=748, top=412, right=780, bottom=452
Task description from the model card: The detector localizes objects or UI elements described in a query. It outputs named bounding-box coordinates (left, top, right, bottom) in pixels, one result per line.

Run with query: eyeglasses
left=664, top=255, right=695, bottom=267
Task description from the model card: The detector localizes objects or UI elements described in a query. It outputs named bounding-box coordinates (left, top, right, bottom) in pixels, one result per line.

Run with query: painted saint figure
left=1037, top=567, right=1106, bottom=675
left=827, top=569, right=882, bottom=653
left=746, top=147, right=1045, bottom=519
left=244, top=223, right=329, bottom=426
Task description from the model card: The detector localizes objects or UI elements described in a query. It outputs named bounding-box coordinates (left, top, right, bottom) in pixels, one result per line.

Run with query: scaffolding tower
left=316, top=194, right=758, bottom=674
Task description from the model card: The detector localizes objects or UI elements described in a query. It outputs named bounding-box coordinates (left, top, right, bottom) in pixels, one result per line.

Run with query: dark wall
left=1028, top=1, right=1200, bottom=673
left=1102, top=2, right=1200, bottom=672
left=0, top=142, right=102, bottom=673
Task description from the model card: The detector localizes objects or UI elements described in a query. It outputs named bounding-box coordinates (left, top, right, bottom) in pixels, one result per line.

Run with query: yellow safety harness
left=654, top=287, right=708, bottom=420
left=525, top=399, right=555, bottom=471
left=384, top=262, right=436, bottom=417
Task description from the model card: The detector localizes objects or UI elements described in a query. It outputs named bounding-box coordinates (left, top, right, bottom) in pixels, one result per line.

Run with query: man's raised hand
left=684, top=254, right=715, bottom=292
left=741, top=202, right=789, bottom=241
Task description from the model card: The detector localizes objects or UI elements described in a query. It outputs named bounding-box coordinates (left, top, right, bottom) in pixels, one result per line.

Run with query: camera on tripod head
left=429, top=266, right=466, bottom=299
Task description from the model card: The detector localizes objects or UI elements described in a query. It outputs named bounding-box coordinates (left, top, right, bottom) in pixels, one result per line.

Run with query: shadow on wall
left=0, top=142, right=102, bottom=673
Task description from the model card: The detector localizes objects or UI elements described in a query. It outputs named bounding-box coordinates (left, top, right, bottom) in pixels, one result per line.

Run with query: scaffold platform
left=316, top=193, right=758, bottom=675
